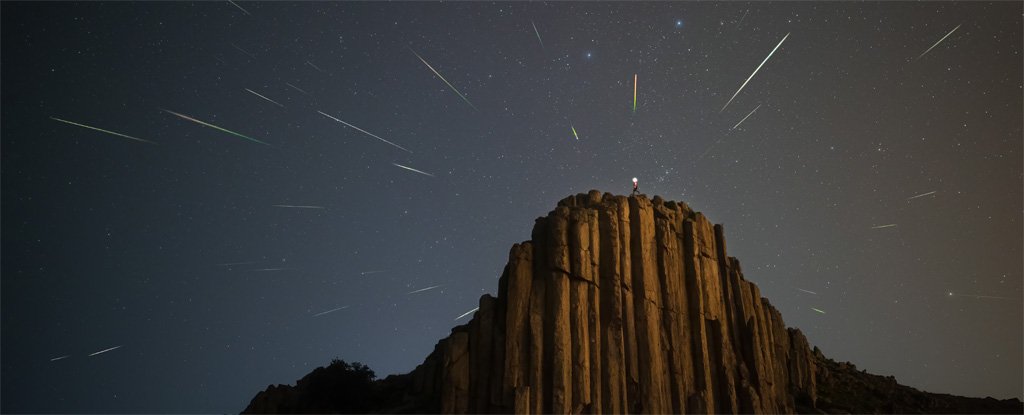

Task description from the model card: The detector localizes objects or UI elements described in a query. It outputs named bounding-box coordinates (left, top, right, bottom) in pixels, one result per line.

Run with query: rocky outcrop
left=807, top=349, right=1021, bottom=414
left=244, top=191, right=1024, bottom=414
left=397, top=191, right=818, bottom=414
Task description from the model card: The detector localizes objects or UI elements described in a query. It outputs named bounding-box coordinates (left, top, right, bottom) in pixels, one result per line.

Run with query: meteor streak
left=273, top=204, right=325, bottom=209
left=797, top=288, right=818, bottom=295
left=697, top=131, right=734, bottom=160
left=285, top=82, right=310, bottom=95
left=306, top=60, right=326, bottom=73
left=570, top=123, right=580, bottom=140
left=88, top=345, right=122, bottom=356
left=906, top=191, right=937, bottom=201
left=409, top=48, right=478, bottom=111
left=230, top=43, right=256, bottom=59
left=407, top=285, right=442, bottom=295
left=50, top=117, right=156, bottom=144
left=317, top=111, right=411, bottom=153
left=313, top=306, right=349, bottom=317
left=227, top=0, right=250, bottom=15
left=50, top=355, right=70, bottom=362
left=161, top=109, right=270, bottom=146
left=948, top=292, right=1016, bottom=301
left=697, top=140, right=721, bottom=160
left=633, top=74, right=638, bottom=112
left=216, top=260, right=262, bottom=266
left=737, top=9, right=750, bottom=27
left=731, top=104, right=761, bottom=130
left=917, top=24, right=961, bottom=60
left=245, top=88, right=284, bottom=107
left=360, top=270, right=386, bottom=276
left=810, top=308, right=826, bottom=314
left=870, top=224, right=897, bottom=229
left=455, top=307, right=479, bottom=321
left=720, top=32, right=790, bottom=112
left=392, top=163, right=434, bottom=177
left=530, top=20, right=544, bottom=50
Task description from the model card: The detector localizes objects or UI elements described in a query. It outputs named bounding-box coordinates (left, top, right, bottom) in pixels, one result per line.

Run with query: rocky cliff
left=244, top=191, right=1023, bottom=414
left=401, top=191, right=816, bottom=414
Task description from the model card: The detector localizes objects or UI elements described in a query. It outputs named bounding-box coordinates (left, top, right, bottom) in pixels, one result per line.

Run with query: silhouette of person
left=632, top=177, right=639, bottom=195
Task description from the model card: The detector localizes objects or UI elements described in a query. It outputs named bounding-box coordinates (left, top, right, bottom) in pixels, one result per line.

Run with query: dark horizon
left=2, top=2, right=1021, bottom=412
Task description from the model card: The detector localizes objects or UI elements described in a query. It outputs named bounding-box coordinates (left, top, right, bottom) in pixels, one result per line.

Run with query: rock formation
left=244, top=192, right=1023, bottom=414
left=402, top=191, right=818, bottom=414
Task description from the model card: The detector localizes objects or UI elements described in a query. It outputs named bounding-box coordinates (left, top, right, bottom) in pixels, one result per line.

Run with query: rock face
left=244, top=192, right=1024, bottom=414
left=403, top=191, right=817, bottom=414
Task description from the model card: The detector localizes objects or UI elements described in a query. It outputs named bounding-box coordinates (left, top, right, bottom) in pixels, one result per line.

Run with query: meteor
left=161, top=109, right=270, bottom=146
left=454, top=307, right=479, bottom=321
left=407, top=285, right=442, bottom=295
left=698, top=144, right=717, bottom=159
left=632, top=74, right=638, bottom=112
left=88, top=345, right=122, bottom=356
left=272, top=204, right=325, bottom=209
left=731, top=104, right=761, bottom=130
left=917, top=24, right=961, bottom=60
left=313, top=306, right=349, bottom=317
left=392, top=163, right=434, bottom=177
left=737, top=9, right=750, bottom=27
left=306, top=60, right=326, bottom=73
left=570, top=123, right=580, bottom=140
left=230, top=43, right=256, bottom=59
left=245, top=88, right=284, bottom=107
left=50, top=117, right=156, bottom=144
left=697, top=134, right=728, bottom=160
left=50, top=355, right=70, bottom=362
left=409, top=48, right=479, bottom=112
left=720, top=32, right=790, bottom=112
left=317, top=111, right=411, bottom=153
left=530, top=20, right=544, bottom=50
left=906, top=191, right=937, bottom=201
left=870, top=224, right=897, bottom=229
left=216, top=260, right=262, bottom=266
left=810, top=308, right=826, bottom=314
left=360, top=270, right=386, bottom=276
left=285, top=82, right=310, bottom=95
left=227, top=0, right=250, bottom=15
left=948, top=292, right=1017, bottom=301
left=797, top=288, right=818, bottom=295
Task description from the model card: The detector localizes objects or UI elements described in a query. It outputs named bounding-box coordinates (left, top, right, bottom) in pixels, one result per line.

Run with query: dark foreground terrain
left=245, top=354, right=1022, bottom=414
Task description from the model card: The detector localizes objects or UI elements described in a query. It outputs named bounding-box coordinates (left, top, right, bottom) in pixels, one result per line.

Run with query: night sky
left=2, top=2, right=1021, bottom=412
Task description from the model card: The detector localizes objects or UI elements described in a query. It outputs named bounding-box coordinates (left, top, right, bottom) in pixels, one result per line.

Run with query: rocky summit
left=244, top=191, right=1023, bottom=414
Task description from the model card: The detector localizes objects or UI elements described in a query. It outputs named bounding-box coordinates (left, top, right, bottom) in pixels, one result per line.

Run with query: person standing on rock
left=632, top=177, right=639, bottom=195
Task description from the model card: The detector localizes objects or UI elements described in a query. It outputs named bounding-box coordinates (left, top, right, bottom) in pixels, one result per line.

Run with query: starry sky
left=2, top=2, right=1021, bottom=412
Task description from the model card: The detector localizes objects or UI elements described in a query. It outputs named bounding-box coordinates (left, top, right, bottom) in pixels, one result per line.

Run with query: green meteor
left=50, top=117, right=156, bottom=144
left=633, top=73, right=638, bottom=113
left=570, top=124, right=579, bottom=140
left=531, top=20, right=544, bottom=50
left=811, top=307, right=826, bottom=314
left=409, top=48, right=479, bottom=112
left=160, top=109, right=270, bottom=146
